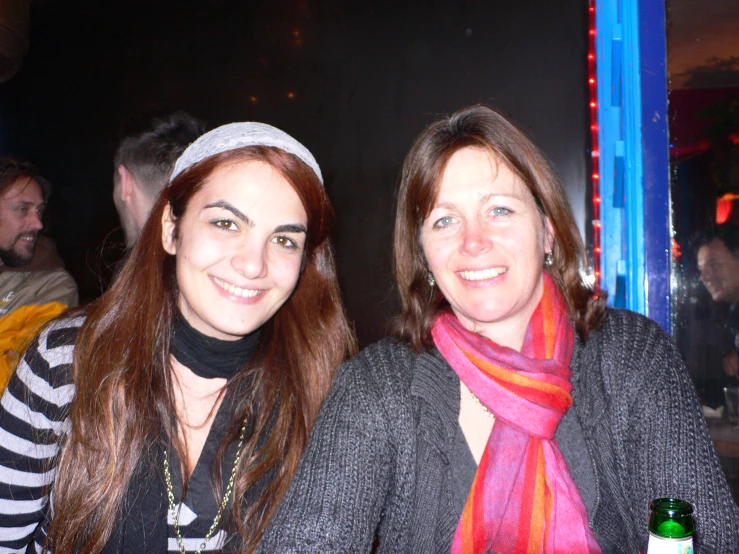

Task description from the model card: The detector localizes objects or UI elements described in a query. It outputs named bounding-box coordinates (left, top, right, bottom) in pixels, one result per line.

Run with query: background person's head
left=0, top=156, right=51, bottom=267
left=394, top=105, right=603, bottom=349
left=694, top=223, right=739, bottom=306
left=113, top=111, right=206, bottom=247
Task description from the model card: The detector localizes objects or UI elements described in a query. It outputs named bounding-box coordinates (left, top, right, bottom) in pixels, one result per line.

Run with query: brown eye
left=272, top=235, right=298, bottom=249
left=212, top=219, right=238, bottom=231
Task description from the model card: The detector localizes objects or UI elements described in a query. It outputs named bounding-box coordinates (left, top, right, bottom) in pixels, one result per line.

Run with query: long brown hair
left=393, top=105, right=606, bottom=350
left=46, top=146, right=357, bottom=552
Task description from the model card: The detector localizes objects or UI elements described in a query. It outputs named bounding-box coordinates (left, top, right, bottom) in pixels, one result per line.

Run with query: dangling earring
left=427, top=272, right=436, bottom=287
left=544, top=251, right=553, bottom=267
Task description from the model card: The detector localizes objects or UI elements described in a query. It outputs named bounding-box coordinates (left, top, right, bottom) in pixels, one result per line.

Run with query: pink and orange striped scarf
left=432, top=275, right=601, bottom=554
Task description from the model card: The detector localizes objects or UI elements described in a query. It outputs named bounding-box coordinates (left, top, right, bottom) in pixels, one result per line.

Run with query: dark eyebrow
left=203, top=201, right=251, bottom=225
left=204, top=201, right=305, bottom=233
left=275, top=224, right=307, bottom=234
left=12, top=200, right=45, bottom=211
left=15, top=200, right=44, bottom=206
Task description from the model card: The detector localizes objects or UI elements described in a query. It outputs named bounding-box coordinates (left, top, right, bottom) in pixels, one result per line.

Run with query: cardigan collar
left=409, top=347, right=461, bottom=463
left=570, top=329, right=608, bottom=434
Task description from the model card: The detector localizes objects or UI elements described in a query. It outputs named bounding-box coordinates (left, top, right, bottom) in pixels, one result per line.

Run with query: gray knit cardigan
left=259, top=309, right=739, bottom=553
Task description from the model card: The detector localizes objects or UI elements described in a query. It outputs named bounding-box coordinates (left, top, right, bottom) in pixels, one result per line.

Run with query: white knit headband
left=171, top=122, right=323, bottom=184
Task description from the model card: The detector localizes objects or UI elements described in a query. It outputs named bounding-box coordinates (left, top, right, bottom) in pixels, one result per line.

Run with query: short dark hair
left=113, top=111, right=207, bottom=198
left=692, top=223, right=739, bottom=258
left=0, top=155, right=51, bottom=199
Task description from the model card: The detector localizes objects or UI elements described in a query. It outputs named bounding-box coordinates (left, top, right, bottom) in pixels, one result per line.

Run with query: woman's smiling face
left=420, top=147, right=552, bottom=350
left=162, top=159, right=308, bottom=341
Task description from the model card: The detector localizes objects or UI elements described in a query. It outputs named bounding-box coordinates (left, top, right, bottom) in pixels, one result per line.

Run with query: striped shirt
left=0, top=317, right=244, bottom=553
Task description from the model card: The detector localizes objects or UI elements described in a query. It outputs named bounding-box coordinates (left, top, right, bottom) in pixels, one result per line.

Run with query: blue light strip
left=596, top=0, right=644, bottom=312
left=622, top=0, right=646, bottom=316
left=595, top=0, right=670, bottom=332
left=639, top=0, right=671, bottom=332
left=595, top=0, right=622, bottom=304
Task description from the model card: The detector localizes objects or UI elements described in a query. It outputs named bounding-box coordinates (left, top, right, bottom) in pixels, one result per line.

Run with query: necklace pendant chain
left=470, top=390, right=496, bottom=420
left=164, top=415, right=249, bottom=554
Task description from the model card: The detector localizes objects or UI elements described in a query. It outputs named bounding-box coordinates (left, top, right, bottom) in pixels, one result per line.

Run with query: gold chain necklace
left=469, top=391, right=496, bottom=421
left=163, top=415, right=248, bottom=554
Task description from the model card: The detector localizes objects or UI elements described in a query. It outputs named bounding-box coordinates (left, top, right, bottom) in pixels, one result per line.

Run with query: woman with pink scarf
left=258, top=105, right=738, bottom=553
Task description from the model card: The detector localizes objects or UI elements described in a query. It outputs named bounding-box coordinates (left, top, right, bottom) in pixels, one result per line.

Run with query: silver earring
left=427, top=272, right=436, bottom=287
left=544, top=251, right=553, bottom=267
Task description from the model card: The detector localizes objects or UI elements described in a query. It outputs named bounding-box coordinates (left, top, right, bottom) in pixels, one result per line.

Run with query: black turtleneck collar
left=170, top=311, right=261, bottom=379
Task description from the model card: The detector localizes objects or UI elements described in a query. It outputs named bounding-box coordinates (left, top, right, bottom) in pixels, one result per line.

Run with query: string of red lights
left=587, top=0, right=601, bottom=292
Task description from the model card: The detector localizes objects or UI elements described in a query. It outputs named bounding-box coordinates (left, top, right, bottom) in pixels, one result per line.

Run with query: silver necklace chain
left=469, top=391, right=496, bottom=420
left=163, top=415, right=249, bottom=554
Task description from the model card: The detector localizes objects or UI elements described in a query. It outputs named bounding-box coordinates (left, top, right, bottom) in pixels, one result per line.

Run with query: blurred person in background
left=0, top=156, right=77, bottom=389
left=695, top=223, right=739, bottom=382
left=113, top=111, right=206, bottom=247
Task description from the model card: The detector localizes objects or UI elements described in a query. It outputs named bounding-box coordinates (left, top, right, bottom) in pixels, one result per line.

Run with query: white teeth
left=213, top=277, right=260, bottom=298
left=458, top=267, right=507, bottom=281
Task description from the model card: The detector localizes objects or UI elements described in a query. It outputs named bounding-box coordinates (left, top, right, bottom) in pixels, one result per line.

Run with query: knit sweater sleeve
left=257, top=340, right=413, bottom=553
left=0, top=317, right=81, bottom=551
left=592, top=310, right=739, bottom=553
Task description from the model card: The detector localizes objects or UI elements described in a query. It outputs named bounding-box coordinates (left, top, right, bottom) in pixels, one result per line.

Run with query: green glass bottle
left=646, top=498, right=695, bottom=554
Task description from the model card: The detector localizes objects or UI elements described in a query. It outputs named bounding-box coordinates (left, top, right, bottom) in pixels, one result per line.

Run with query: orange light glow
left=671, top=238, right=682, bottom=259
left=716, top=193, right=739, bottom=224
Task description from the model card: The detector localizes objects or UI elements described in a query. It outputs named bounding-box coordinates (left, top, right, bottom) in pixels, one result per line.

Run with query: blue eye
left=433, top=216, right=455, bottom=228
left=491, top=207, right=511, bottom=217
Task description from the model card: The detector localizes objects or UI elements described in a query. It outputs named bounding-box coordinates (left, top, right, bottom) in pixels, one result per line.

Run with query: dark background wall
left=0, top=0, right=589, bottom=346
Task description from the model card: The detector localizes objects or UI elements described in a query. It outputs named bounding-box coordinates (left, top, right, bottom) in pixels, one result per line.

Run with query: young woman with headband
left=0, top=122, right=356, bottom=553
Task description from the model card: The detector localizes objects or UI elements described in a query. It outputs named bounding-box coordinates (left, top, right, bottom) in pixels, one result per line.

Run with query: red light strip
left=587, top=0, right=601, bottom=289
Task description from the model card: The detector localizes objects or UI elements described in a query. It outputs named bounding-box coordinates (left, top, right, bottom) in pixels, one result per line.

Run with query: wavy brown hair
left=45, top=146, right=357, bottom=553
left=394, top=105, right=606, bottom=350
